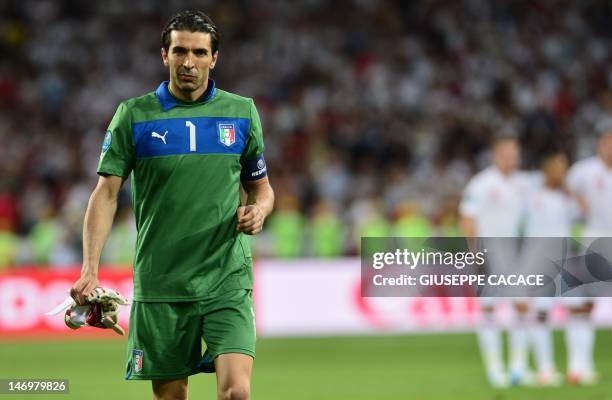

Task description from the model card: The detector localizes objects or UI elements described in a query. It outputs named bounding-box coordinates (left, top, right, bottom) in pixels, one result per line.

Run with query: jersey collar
left=155, top=79, right=216, bottom=111
left=491, top=166, right=516, bottom=180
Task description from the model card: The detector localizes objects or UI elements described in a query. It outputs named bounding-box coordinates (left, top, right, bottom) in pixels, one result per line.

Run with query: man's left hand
left=237, top=205, right=265, bottom=235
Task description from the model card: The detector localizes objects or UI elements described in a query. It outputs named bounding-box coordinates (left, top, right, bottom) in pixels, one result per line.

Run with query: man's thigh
left=126, top=301, right=202, bottom=380
left=199, top=289, right=256, bottom=373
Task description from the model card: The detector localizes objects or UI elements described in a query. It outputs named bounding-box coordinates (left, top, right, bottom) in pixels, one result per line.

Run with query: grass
left=0, top=331, right=611, bottom=399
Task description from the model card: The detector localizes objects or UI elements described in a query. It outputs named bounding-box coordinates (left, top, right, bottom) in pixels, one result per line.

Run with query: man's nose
left=183, top=53, right=195, bottom=68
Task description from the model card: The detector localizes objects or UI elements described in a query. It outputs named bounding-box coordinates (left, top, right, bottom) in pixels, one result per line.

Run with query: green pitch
left=0, top=332, right=610, bottom=399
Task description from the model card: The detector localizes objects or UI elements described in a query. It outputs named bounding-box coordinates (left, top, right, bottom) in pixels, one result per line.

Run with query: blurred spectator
left=267, top=195, right=305, bottom=258
left=309, top=200, right=346, bottom=258
left=101, top=207, right=136, bottom=267
left=352, top=197, right=391, bottom=255
left=0, top=230, right=18, bottom=269
left=392, top=201, right=433, bottom=238
left=1, top=0, right=611, bottom=263
left=0, top=190, right=19, bottom=232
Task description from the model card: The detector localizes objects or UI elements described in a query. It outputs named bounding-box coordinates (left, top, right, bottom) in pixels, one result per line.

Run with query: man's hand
left=70, top=272, right=99, bottom=305
left=63, top=287, right=129, bottom=335
left=237, top=204, right=265, bottom=235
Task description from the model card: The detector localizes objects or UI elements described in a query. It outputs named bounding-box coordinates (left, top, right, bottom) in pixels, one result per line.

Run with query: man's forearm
left=460, top=215, right=478, bottom=250
left=246, top=183, right=275, bottom=218
left=81, top=187, right=119, bottom=276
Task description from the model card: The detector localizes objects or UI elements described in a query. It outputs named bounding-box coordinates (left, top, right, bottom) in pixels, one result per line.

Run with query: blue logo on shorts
left=102, top=130, right=112, bottom=153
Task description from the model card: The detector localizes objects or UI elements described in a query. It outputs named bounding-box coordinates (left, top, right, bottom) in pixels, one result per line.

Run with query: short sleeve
left=241, top=99, right=265, bottom=161
left=97, top=102, right=135, bottom=178
left=524, top=170, right=542, bottom=195
left=566, top=162, right=584, bottom=194
left=459, top=177, right=482, bottom=217
left=567, top=197, right=582, bottom=220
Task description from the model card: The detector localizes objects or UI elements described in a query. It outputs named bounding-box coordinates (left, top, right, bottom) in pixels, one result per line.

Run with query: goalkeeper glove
left=47, top=287, right=129, bottom=335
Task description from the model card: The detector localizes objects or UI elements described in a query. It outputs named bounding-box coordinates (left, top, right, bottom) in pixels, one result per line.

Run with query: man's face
left=493, top=140, right=520, bottom=175
left=598, top=132, right=612, bottom=168
left=161, top=30, right=217, bottom=95
left=543, top=153, right=568, bottom=188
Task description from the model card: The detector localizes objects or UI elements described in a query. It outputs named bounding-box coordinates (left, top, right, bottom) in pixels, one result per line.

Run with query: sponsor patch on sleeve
left=241, top=154, right=267, bottom=181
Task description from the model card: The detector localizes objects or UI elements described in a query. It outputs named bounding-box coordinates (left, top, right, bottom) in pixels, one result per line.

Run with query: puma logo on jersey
left=151, top=131, right=168, bottom=144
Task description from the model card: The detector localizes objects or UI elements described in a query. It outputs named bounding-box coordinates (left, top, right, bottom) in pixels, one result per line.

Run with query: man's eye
left=194, top=50, right=207, bottom=56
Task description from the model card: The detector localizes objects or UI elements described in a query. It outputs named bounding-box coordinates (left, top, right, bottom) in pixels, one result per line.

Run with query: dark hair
left=491, top=135, right=518, bottom=148
left=161, top=10, right=220, bottom=54
left=540, top=148, right=567, bottom=165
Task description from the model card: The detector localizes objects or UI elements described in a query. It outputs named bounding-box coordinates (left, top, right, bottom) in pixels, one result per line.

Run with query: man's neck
left=494, top=166, right=513, bottom=177
left=168, top=80, right=208, bottom=102
left=545, top=179, right=561, bottom=190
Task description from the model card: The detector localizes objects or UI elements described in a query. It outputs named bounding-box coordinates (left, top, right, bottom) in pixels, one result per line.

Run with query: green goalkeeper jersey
left=98, top=80, right=266, bottom=302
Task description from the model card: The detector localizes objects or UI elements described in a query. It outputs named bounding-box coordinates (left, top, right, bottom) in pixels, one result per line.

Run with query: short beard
left=176, top=81, right=202, bottom=92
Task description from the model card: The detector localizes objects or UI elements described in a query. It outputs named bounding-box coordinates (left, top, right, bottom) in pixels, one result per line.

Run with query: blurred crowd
left=0, top=0, right=611, bottom=266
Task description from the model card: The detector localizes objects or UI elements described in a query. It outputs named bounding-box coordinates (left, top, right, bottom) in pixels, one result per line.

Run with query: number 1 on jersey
left=186, top=120, right=196, bottom=151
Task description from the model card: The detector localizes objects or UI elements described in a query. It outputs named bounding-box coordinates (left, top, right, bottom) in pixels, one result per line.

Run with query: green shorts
left=125, top=289, right=256, bottom=380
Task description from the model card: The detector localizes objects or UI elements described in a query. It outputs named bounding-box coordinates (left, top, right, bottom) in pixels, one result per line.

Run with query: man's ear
left=161, top=47, right=169, bottom=67
left=210, top=51, right=219, bottom=70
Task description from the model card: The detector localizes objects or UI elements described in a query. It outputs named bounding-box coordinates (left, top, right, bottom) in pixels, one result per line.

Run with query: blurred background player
left=459, top=137, right=529, bottom=387
left=563, top=121, right=612, bottom=385
left=521, top=151, right=578, bottom=386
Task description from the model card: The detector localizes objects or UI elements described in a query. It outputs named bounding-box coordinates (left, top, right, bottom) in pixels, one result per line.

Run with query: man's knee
left=215, top=353, right=252, bottom=400
left=218, top=383, right=250, bottom=400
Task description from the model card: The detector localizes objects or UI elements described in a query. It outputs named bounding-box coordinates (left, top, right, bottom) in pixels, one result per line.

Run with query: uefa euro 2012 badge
left=102, top=130, right=112, bottom=153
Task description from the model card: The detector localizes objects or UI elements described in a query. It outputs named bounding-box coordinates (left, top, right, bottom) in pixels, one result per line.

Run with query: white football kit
left=460, top=167, right=529, bottom=296
left=522, top=181, right=579, bottom=305
left=567, top=157, right=612, bottom=237
left=461, top=166, right=532, bottom=386
left=565, top=156, right=612, bottom=302
left=563, top=156, right=610, bottom=382
left=460, top=166, right=527, bottom=237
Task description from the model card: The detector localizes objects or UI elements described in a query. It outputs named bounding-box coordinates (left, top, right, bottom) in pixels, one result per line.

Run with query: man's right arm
left=460, top=215, right=477, bottom=237
left=70, top=175, right=124, bottom=304
left=459, top=177, right=480, bottom=249
left=566, top=162, right=589, bottom=216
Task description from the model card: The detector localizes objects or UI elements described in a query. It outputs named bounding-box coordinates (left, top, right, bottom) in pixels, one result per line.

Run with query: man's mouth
left=179, top=73, right=197, bottom=82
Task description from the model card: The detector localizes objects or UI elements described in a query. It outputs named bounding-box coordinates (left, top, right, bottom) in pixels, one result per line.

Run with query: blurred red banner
left=0, top=268, right=133, bottom=339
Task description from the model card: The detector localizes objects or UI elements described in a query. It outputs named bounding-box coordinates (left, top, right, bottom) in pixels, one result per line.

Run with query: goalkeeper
left=70, top=10, right=274, bottom=400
